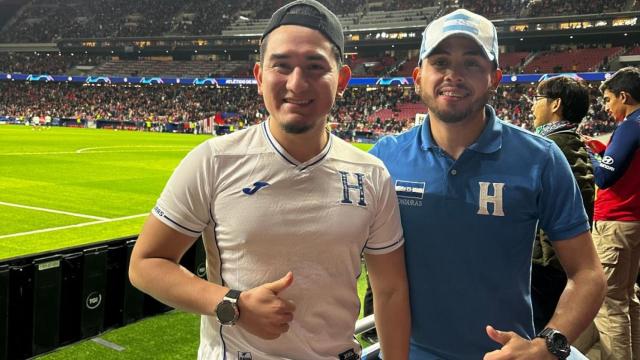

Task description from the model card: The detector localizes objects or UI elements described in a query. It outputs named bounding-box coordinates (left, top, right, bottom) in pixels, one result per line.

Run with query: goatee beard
left=281, top=122, right=313, bottom=134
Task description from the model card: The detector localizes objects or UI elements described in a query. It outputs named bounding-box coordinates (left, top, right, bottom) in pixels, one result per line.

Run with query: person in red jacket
left=585, top=67, right=640, bottom=360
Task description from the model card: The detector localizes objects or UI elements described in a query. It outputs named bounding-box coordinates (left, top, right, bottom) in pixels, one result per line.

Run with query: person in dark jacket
left=530, top=75, right=596, bottom=332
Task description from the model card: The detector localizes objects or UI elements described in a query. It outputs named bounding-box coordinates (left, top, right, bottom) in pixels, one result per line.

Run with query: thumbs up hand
left=483, top=325, right=555, bottom=360
left=236, top=272, right=297, bottom=340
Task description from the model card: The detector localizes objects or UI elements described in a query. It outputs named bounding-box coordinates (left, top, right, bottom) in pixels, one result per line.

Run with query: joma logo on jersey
left=339, top=171, right=367, bottom=206
left=238, top=352, right=252, bottom=360
left=477, top=182, right=505, bottom=216
left=242, top=181, right=270, bottom=195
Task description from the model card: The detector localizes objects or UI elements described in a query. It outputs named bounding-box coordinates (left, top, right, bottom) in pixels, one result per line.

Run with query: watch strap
left=225, top=289, right=241, bottom=302
left=536, top=328, right=570, bottom=359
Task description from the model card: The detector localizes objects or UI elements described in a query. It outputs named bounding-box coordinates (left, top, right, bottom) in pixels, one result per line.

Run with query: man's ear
left=621, top=91, right=633, bottom=105
left=253, top=62, right=263, bottom=95
left=412, top=66, right=421, bottom=94
left=336, top=65, right=352, bottom=96
left=491, top=68, right=503, bottom=89
left=551, top=98, right=562, bottom=115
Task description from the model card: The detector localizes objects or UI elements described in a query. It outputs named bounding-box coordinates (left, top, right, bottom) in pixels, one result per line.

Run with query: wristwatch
left=536, top=328, right=571, bottom=359
left=215, top=289, right=241, bottom=325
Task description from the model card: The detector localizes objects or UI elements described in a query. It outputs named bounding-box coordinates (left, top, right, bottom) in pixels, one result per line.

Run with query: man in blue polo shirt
left=370, top=9, right=606, bottom=360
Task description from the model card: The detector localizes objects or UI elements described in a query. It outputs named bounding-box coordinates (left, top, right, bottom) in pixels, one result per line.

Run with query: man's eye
left=432, top=59, right=447, bottom=67
left=308, top=63, right=328, bottom=71
left=465, top=60, right=481, bottom=68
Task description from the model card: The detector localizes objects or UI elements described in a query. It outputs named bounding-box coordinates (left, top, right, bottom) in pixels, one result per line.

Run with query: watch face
left=552, top=334, right=568, bottom=348
left=547, top=331, right=570, bottom=358
left=216, top=301, right=238, bottom=324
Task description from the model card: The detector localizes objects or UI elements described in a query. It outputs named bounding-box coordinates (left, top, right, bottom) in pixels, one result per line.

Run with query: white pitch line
left=0, top=201, right=109, bottom=220
left=0, top=150, right=78, bottom=156
left=75, top=145, right=191, bottom=153
left=0, top=147, right=191, bottom=156
left=0, top=213, right=148, bottom=239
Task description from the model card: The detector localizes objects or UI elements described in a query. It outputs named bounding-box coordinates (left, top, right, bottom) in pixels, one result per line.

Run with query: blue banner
left=0, top=72, right=615, bottom=86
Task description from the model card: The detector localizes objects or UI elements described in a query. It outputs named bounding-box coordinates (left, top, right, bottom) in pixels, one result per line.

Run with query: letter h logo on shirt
left=339, top=171, right=367, bottom=206
left=477, top=182, right=505, bottom=216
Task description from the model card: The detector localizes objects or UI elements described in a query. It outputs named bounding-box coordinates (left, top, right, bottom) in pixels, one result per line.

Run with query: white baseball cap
left=419, top=9, right=499, bottom=67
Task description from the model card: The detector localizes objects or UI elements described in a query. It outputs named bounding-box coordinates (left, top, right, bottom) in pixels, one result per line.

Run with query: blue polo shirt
left=370, top=106, right=589, bottom=359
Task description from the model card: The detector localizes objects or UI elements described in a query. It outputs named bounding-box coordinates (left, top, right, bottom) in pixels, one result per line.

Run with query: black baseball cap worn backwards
left=261, top=0, right=345, bottom=58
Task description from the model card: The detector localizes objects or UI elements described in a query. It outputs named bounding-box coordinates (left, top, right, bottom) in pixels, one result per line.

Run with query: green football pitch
left=1, top=125, right=375, bottom=358
left=0, top=125, right=374, bottom=260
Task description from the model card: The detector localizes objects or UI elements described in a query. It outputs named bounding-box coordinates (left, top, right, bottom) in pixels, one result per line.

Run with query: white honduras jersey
left=153, top=121, right=403, bottom=360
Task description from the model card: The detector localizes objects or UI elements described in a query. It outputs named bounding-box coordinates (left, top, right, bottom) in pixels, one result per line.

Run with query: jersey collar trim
left=261, top=120, right=332, bottom=170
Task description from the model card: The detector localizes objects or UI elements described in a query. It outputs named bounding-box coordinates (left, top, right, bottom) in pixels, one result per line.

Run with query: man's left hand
left=483, top=325, right=556, bottom=360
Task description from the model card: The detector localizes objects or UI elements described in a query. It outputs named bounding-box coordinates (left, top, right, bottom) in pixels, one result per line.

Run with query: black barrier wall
left=123, top=240, right=144, bottom=324
left=0, top=236, right=206, bottom=360
left=32, top=255, right=62, bottom=356
left=8, top=263, right=33, bottom=360
left=81, top=246, right=107, bottom=338
left=0, top=265, right=8, bottom=360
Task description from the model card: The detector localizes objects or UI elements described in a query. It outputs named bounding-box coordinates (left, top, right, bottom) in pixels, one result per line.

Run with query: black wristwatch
left=215, top=289, right=241, bottom=326
left=536, top=328, right=571, bottom=359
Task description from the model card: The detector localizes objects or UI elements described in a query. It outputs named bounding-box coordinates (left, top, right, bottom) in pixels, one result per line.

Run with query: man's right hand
left=581, top=135, right=606, bottom=154
left=236, top=272, right=296, bottom=340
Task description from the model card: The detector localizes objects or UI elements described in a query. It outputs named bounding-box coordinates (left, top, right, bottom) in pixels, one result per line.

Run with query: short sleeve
left=364, top=165, right=404, bottom=254
left=153, top=140, right=215, bottom=237
left=538, top=141, right=590, bottom=241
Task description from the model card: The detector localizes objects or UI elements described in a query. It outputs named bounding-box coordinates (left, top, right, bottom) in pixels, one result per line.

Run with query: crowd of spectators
left=0, top=0, right=633, bottom=43
left=0, top=0, right=184, bottom=42
left=525, top=0, right=626, bottom=17
left=0, top=80, right=617, bottom=139
left=332, top=86, right=420, bottom=137
left=367, top=0, right=438, bottom=12
left=0, top=82, right=265, bottom=127
left=457, top=0, right=627, bottom=19
left=0, top=52, right=103, bottom=75
left=172, top=0, right=241, bottom=36
left=0, top=0, right=417, bottom=43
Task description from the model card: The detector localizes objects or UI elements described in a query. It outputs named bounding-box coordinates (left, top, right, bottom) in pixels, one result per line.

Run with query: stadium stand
left=91, top=59, right=253, bottom=77
left=0, top=78, right=618, bottom=139
left=0, top=52, right=102, bottom=75
left=499, top=51, right=531, bottom=74
left=1, top=0, right=442, bottom=42
left=0, top=82, right=265, bottom=127
left=524, top=46, right=624, bottom=73
left=459, top=0, right=628, bottom=19
left=624, top=45, right=640, bottom=56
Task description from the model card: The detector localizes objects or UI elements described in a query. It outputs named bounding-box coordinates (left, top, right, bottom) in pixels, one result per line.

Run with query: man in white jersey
left=128, top=1, right=410, bottom=359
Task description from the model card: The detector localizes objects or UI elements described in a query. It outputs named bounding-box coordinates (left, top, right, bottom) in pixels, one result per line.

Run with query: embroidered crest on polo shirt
left=395, top=180, right=425, bottom=207
left=339, top=171, right=367, bottom=207
left=477, top=182, right=505, bottom=216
